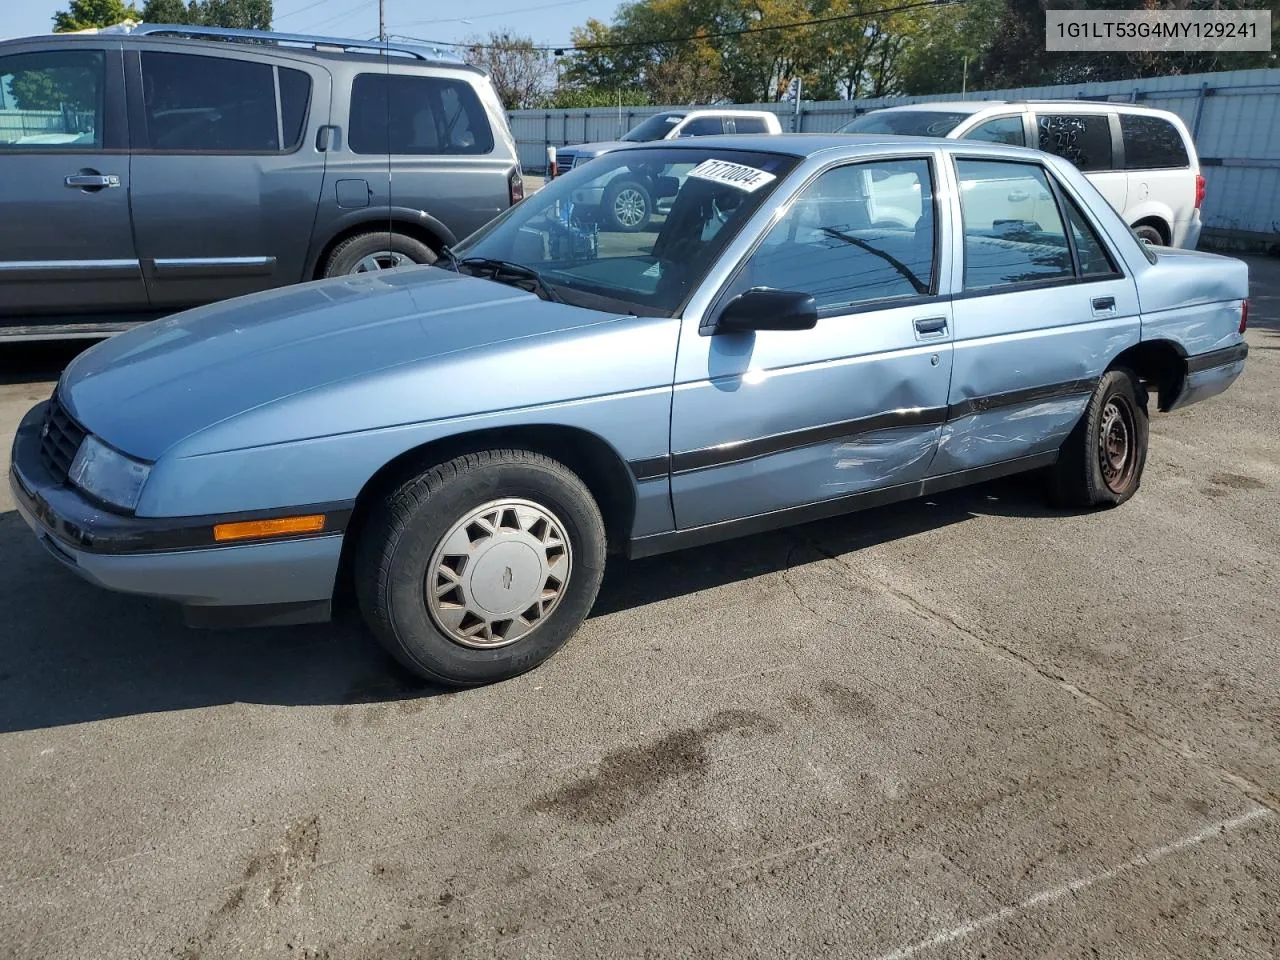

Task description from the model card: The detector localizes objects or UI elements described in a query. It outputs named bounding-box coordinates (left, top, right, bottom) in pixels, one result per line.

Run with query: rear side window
left=0, top=50, right=105, bottom=150
left=963, top=116, right=1026, bottom=146
left=679, top=116, right=726, bottom=137
left=732, top=116, right=769, bottom=134
left=349, top=74, right=494, bottom=155
left=141, top=52, right=281, bottom=152
left=1037, top=114, right=1113, bottom=172
left=1062, top=196, right=1119, bottom=278
left=1120, top=114, right=1190, bottom=170
left=278, top=67, right=312, bottom=150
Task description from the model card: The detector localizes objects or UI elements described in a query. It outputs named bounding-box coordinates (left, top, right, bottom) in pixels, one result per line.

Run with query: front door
left=934, top=156, right=1140, bottom=476
left=0, top=42, right=146, bottom=322
left=670, top=155, right=954, bottom=529
left=126, top=45, right=330, bottom=310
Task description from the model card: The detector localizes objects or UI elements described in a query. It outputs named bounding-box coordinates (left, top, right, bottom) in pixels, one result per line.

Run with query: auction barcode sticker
left=687, top=160, right=777, bottom=192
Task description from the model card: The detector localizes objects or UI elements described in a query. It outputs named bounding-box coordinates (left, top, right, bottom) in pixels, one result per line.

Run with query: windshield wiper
left=437, top=244, right=462, bottom=272
left=459, top=257, right=564, bottom=303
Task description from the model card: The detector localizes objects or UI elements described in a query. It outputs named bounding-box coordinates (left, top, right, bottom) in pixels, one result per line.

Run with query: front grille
left=556, top=151, right=577, bottom=173
left=39, top=396, right=87, bottom=483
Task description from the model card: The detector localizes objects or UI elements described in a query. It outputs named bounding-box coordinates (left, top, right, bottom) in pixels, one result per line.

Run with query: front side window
left=1037, top=113, right=1113, bottom=172
left=956, top=159, right=1073, bottom=289
left=1120, top=114, right=1189, bottom=170
left=963, top=116, right=1026, bottom=146
left=620, top=113, right=684, bottom=142
left=0, top=50, right=104, bottom=150
left=141, top=52, right=279, bottom=152
left=456, top=148, right=798, bottom=318
left=724, top=158, right=937, bottom=314
left=678, top=116, right=726, bottom=137
left=349, top=73, right=494, bottom=155
left=841, top=110, right=968, bottom=137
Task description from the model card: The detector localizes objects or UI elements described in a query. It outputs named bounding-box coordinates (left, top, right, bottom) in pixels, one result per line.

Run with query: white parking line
left=872, top=807, right=1273, bottom=960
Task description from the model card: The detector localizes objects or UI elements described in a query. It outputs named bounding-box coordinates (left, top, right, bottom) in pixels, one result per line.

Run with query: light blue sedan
left=10, top=136, right=1250, bottom=686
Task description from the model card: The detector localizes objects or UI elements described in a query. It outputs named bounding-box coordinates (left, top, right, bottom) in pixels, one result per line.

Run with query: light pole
left=379, top=0, right=386, bottom=41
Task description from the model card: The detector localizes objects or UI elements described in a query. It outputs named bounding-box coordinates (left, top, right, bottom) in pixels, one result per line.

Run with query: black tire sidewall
left=1133, top=224, right=1163, bottom=247
left=325, top=232, right=436, bottom=277
left=1083, top=369, right=1149, bottom=506
left=603, top=179, right=652, bottom=233
left=374, top=458, right=605, bottom=686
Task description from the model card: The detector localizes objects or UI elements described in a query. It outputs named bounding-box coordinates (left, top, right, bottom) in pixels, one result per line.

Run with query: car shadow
left=0, top=474, right=1072, bottom=732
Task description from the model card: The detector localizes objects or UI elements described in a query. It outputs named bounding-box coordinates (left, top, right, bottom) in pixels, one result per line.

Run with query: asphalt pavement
left=1, top=256, right=1278, bottom=960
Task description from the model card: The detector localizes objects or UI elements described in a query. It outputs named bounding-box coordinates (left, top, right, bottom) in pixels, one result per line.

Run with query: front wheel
left=354, top=450, right=607, bottom=686
left=1048, top=368, right=1149, bottom=508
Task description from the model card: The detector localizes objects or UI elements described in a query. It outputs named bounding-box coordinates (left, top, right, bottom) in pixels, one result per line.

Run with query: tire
left=1132, top=223, right=1165, bottom=247
left=323, top=231, right=437, bottom=278
left=354, top=450, right=607, bottom=687
left=1049, top=368, right=1150, bottom=509
left=602, top=178, right=652, bottom=233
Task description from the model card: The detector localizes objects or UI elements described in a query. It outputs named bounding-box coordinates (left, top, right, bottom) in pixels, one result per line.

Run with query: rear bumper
left=1167, top=342, right=1248, bottom=411
left=9, top=401, right=343, bottom=625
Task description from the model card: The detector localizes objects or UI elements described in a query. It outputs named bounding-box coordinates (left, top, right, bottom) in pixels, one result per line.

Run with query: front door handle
left=914, top=316, right=948, bottom=340
left=65, top=173, right=120, bottom=190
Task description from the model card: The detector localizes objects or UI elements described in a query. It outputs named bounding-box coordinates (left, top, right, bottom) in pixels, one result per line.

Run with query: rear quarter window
left=1120, top=114, right=1190, bottom=170
left=349, top=73, right=494, bottom=155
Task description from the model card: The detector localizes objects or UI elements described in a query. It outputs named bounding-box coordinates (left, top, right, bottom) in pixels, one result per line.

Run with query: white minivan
left=839, top=101, right=1204, bottom=248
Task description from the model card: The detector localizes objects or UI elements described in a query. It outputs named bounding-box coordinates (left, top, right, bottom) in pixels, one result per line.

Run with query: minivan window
left=841, top=111, right=968, bottom=137
left=349, top=73, right=494, bottom=155
left=621, top=112, right=685, bottom=142
left=141, top=52, right=280, bottom=152
left=0, top=50, right=104, bottom=150
left=963, top=116, right=1026, bottom=146
left=1037, top=114, right=1113, bottom=172
left=1120, top=114, right=1190, bottom=170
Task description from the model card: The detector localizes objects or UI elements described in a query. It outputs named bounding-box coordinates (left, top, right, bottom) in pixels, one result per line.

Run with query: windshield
left=620, top=113, right=686, bottom=142
left=456, top=147, right=799, bottom=317
left=840, top=111, right=970, bottom=138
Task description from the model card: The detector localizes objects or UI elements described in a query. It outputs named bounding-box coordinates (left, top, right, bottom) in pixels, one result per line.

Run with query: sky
left=1, top=0, right=618, bottom=47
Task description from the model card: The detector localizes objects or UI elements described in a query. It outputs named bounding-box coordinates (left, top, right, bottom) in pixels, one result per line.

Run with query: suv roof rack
left=128, top=24, right=467, bottom=64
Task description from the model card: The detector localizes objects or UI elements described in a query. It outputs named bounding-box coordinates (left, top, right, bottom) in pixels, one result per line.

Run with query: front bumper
left=9, top=401, right=345, bottom=625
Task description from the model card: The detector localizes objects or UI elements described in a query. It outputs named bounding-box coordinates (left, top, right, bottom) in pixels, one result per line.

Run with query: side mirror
left=715, top=288, right=818, bottom=333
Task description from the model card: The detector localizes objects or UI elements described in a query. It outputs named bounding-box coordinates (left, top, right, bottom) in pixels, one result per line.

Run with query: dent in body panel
left=1140, top=300, right=1247, bottom=357
left=930, top=395, right=1089, bottom=475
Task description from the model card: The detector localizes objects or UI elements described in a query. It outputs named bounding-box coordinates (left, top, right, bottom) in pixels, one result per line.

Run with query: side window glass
left=1120, top=114, right=1189, bottom=170
left=1062, top=195, right=1118, bottom=278
left=0, top=50, right=105, bottom=150
left=956, top=159, right=1073, bottom=290
left=733, top=116, right=769, bottom=134
left=729, top=158, right=936, bottom=313
left=679, top=116, right=726, bottom=137
left=278, top=67, right=312, bottom=150
left=963, top=116, right=1025, bottom=146
left=1036, top=114, right=1113, bottom=172
left=141, top=52, right=278, bottom=152
left=349, top=74, right=494, bottom=155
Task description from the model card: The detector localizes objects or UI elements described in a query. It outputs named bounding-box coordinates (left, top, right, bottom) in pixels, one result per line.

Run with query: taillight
left=1195, top=174, right=1206, bottom=209
left=509, top=169, right=525, bottom=206
left=1240, top=299, right=1249, bottom=334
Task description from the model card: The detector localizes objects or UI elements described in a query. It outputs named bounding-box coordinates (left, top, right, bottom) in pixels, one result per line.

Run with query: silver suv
left=0, top=25, right=523, bottom=340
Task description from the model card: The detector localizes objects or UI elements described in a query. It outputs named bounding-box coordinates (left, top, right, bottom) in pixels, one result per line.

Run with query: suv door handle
left=914, top=316, right=948, bottom=339
left=65, top=173, right=120, bottom=190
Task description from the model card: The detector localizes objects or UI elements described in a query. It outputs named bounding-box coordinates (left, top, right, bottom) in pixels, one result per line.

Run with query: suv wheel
left=1132, top=223, right=1165, bottom=247
left=324, top=231, right=437, bottom=278
left=355, top=450, right=607, bottom=687
left=603, top=179, right=652, bottom=232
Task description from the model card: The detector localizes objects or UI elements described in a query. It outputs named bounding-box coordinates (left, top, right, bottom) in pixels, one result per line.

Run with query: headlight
left=68, top=436, right=151, bottom=512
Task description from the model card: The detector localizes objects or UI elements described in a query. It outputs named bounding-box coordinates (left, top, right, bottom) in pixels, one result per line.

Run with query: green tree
left=464, top=33, right=556, bottom=110
left=53, top=0, right=140, bottom=31
left=139, top=0, right=272, bottom=29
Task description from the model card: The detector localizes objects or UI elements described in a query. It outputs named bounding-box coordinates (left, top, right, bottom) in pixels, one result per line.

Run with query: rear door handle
left=914, top=316, right=948, bottom=340
left=316, top=125, right=341, bottom=151
left=1092, top=296, right=1116, bottom=315
left=65, top=173, right=120, bottom=190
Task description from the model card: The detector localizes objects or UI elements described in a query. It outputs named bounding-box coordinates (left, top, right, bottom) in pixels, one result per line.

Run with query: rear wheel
left=355, top=450, right=607, bottom=686
left=324, top=231, right=437, bottom=278
left=1132, top=223, right=1165, bottom=247
left=603, top=179, right=652, bottom=232
left=1049, top=368, right=1149, bottom=508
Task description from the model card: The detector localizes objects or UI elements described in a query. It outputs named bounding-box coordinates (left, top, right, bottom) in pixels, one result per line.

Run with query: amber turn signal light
left=213, top=514, right=326, bottom=542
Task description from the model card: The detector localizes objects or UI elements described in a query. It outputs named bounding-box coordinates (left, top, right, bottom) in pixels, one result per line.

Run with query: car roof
left=611, top=132, right=1050, bottom=161
left=866, top=99, right=1182, bottom=119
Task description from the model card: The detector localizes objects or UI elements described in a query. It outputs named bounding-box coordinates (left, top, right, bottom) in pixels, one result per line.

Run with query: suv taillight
left=1240, top=300, right=1249, bottom=334
left=509, top=170, right=525, bottom=206
left=1195, top=174, right=1206, bottom=209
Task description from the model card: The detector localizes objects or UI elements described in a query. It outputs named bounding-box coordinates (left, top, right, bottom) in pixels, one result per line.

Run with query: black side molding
left=1186, top=342, right=1248, bottom=373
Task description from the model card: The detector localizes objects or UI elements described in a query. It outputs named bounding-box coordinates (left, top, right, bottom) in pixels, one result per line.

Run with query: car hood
left=59, top=268, right=623, bottom=461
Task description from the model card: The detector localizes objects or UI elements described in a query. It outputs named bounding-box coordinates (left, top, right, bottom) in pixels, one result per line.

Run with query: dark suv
left=0, top=25, right=524, bottom=340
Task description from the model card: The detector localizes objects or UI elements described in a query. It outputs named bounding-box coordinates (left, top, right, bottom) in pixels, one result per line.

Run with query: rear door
left=126, top=43, right=330, bottom=309
left=0, top=41, right=147, bottom=322
left=1032, top=110, right=1127, bottom=215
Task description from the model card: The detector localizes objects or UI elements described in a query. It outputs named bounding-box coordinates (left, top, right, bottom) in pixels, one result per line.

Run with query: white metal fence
left=508, top=68, right=1280, bottom=245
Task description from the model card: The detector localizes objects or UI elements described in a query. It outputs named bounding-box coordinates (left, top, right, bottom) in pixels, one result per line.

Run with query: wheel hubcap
left=613, top=189, right=647, bottom=227
left=1098, top=396, right=1136, bottom=493
left=352, top=251, right=412, bottom=273
left=426, top=499, right=572, bottom=649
